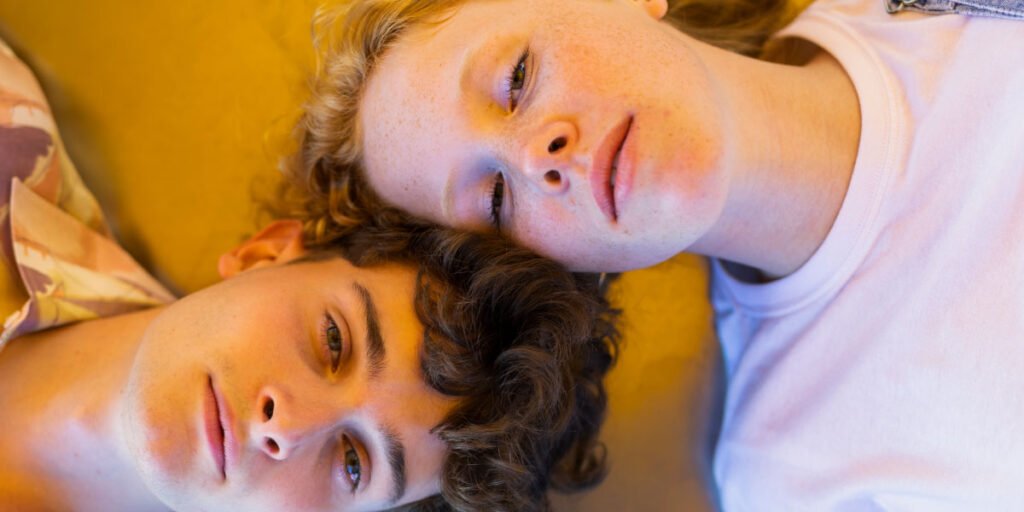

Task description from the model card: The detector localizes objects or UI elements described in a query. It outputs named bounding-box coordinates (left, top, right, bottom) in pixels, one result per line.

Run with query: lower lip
left=612, top=119, right=635, bottom=219
left=204, top=377, right=227, bottom=479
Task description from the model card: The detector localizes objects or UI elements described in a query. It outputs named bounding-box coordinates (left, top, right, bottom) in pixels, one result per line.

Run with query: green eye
left=506, top=49, right=529, bottom=111
left=511, top=59, right=526, bottom=88
left=325, top=315, right=343, bottom=372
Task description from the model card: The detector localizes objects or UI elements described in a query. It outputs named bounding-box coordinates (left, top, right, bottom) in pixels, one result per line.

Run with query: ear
left=217, top=219, right=307, bottom=279
left=635, top=0, right=668, bottom=20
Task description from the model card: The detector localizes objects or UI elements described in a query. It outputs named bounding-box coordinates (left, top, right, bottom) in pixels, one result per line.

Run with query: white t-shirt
left=710, top=1, right=1024, bottom=510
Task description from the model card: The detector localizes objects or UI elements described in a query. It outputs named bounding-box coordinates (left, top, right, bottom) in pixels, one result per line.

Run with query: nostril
left=265, top=438, right=280, bottom=455
left=262, top=398, right=274, bottom=421
left=544, top=170, right=562, bottom=185
left=548, top=136, right=567, bottom=154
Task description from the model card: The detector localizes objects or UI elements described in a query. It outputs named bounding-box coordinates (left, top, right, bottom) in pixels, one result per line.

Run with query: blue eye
left=324, top=314, right=344, bottom=372
left=506, top=49, right=529, bottom=111
left=489, top=173, right=505, bottom=229
left=342, top=437, right=362, bottom=491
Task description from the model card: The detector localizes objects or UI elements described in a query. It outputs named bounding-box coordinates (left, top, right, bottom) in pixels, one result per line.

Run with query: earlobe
left=217, top=219, right=307, bottom=279
left=636, top=0, right=668, bottom=20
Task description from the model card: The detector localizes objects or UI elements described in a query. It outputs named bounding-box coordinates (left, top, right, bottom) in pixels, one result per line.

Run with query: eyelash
left=489, top=173, right=505, bottom=230
left=322, top=313, right=345, bottom=373
left=505, top=48, right=530, bottom=112
left=341, top=434, right=363, bottom=492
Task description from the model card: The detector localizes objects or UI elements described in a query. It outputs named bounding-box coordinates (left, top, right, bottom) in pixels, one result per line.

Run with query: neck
left=0, top=308, right=170, bottom=512
left=688, top=40, right=862, bottom=279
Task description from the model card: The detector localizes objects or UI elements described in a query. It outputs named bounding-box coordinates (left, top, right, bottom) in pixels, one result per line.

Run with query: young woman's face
left=360, top=0, right=731, bottom=272
left=122, top=257, right=454, bottom=512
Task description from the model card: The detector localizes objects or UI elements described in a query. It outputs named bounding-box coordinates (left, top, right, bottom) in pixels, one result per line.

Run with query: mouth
left=590, top=115, right=634, bottom=223
left=204, top=376, right=229, bottom=480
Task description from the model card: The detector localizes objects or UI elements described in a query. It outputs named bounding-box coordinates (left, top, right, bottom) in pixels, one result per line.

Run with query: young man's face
left=122, top=251, right=455, bottom=511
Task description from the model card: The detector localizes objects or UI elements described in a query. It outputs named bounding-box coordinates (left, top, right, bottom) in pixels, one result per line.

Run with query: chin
left=129, top=448, right=214, bottom=512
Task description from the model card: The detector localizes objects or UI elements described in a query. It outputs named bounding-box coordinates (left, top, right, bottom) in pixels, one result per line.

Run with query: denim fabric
left=885, top=0, right=1024, bottom=18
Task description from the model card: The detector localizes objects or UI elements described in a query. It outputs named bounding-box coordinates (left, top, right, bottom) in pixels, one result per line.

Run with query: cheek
left=121, top=357, right=203, bottom=509
left=236, top=469, right=334, bottom=512
left=658, top=135, right=729, bottom=223
left=513, top=201, right=598, bottom=262
left=122, top=306, right=215, bottom=471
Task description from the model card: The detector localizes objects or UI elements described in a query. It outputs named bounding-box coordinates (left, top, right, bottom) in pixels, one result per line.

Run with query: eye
left=505, top=49, right=529, bottom=112
left=341, top=436, right=362, bottom=492
left=489, top=172, right=505, bottom=230
left=323, top=314, right=345, bottom=372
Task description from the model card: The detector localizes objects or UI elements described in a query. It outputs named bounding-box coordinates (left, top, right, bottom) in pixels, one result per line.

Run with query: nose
left=521, top=119, right=579, bottom=194
left=251, top=385, right=344, bottom=461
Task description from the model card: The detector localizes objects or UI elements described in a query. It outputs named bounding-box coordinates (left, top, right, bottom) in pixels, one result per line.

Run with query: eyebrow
left=354, top=282, right=386, bottom=380
left=351, top=283, right=408, bottom=504
left=381, top=423, right=408, bottom=505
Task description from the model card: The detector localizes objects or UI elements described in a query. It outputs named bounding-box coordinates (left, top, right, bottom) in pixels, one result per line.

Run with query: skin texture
left=360, top=0, right=860, bottom=276
left=0, top=221, right=453, bottom=512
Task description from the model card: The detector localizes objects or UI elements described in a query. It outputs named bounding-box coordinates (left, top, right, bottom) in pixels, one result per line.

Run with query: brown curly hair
left=308, top=224, right=619, bottom=511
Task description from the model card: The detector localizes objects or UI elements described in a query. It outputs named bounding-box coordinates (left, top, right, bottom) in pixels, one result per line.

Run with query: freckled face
left=121, top=258, right=454, bottom=512
left=360, top=0, right=732, bottom=272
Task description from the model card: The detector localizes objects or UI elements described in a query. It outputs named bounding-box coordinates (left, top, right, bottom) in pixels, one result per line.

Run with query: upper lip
left=589, top=115, right=633, bottom=222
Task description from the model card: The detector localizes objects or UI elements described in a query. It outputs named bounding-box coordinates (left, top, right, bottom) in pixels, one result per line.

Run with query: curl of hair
left=312, top=225, right=620, bottom=511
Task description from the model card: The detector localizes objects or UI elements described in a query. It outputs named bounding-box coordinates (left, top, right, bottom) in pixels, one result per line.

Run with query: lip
left=589, top=115, right=634, bottom=223
left=204, top=376, right=237, bottom=480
